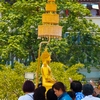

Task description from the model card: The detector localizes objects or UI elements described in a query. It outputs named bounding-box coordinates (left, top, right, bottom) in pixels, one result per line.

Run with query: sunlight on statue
left=41, top=49, right=56, bottom=91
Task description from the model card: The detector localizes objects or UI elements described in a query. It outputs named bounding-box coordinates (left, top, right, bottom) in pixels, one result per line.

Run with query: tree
left=0, top=61, right=37, bottom=99
left=47, top=1, right=100, bottom=72
left=0, top=0, right=45, bottom=65
left=0, top=0, right=100, bottom=72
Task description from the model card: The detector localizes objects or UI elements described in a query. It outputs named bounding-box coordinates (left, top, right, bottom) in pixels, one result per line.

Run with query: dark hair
left=38, top=83, right=42, bottom=87
left=67, top=91, right=76, bottom=100
left=52, top=82, right=66, bottom=92
left=34, top=86, right=46, bottom=100
left=87, top=4, right=92, bottom=9
left=46, top=88, right=57, bottom=100
left=82, top=84, right=94, bottom=96
left=70, top=80, right=82, bottom=92
left=22, top=80, right=35, bottom=93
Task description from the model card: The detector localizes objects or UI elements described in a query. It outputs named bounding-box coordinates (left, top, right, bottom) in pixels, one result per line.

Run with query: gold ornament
left=41, top=49, right=51, bottom=63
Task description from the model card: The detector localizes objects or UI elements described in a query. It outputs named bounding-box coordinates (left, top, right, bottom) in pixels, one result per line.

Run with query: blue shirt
left=58, top=92, right=72, bottom=100
left=75, top=92, right=84, bottom=100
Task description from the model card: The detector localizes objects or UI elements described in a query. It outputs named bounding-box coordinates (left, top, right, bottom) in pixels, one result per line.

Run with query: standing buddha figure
left=41, top=49, right=56, bottom=91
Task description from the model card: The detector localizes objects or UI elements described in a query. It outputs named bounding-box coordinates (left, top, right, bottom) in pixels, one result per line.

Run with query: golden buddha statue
left=41, top=49, right=56, bottom=91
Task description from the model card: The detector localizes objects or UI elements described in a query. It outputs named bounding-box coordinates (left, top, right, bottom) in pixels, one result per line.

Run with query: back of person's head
left=38, top=83, right=42, bottom=87
left=82, top=84, right=94, bottom=96
left=46, top=88, right=57, bottom=100
left=67, top=91, right=76, bottom=100
left=52, top=82, right=66, bottom=92
left=70, top=80, right=82, bottom=92
left=87, top=4, right=92, bottom=9
left=34, top=86, right=46, bottom=100
left=22, top=80, right=35, bottom=93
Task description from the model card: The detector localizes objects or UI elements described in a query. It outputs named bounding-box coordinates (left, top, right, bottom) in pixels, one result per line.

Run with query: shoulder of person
left=18, top=95, right=24, bottom=100
left=62, top=93, right=72, bottom=100
left=18, top=94, right=33, bottom=100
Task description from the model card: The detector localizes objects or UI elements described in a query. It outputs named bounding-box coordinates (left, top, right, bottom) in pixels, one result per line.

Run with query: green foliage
left=0, top=64, right=24, bottom=99
left=0, top=61, right=37, bottom=99
left=0, top=0, right=44, bottom=63
left=50, top=62, right=84, bottom=90
left=48, top=32, right=100, bottom=72
left=0, top=0, right=100, bottom=73
left=46, top=1, right=100, bottom=71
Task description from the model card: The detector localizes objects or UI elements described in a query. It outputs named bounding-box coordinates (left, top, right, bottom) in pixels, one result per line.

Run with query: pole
left=36, top=40, right=50, bottom=88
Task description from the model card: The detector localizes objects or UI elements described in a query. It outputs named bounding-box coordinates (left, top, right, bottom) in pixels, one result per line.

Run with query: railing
left=85, top=16, right=100, bottom=27
left=0, top=54, right=33, bottom=66
left=79, top=67, right=100, bottom=81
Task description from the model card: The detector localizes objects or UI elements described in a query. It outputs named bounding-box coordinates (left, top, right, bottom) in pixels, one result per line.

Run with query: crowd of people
left=86, top=4, right=98, bottom=16
left=18, top=79, right=100, bottom=100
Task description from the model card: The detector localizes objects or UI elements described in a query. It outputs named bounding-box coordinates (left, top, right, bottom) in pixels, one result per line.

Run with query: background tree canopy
left=0, top=0, right=100, bottom=69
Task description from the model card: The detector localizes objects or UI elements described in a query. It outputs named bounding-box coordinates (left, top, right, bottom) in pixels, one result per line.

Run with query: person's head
left=34, top=86, right=46, bottom=100
left=22, top=80, right=35, bottom=93
left=67, top=91, right=76, bottom=100
left=52, top=82, right=66, bottom=97
left=38, top=83, right=42, bottom=87
left=70, top=80, right=82, bottom=93
left=87, top=4, right=92, bottom=10
left=41, top=49, right=51, bottom=65
left=46, top=88, right=57, bottom=100
left=82, top=84, right=94, bottom=96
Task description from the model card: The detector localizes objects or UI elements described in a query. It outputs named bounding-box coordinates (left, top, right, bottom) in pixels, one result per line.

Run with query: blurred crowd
left=18, top=79, right=100, bottom=100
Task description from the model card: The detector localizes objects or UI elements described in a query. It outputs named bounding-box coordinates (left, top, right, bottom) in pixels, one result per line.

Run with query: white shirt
left=81, top=95, right=100, bottom=100
left=18, top=93, right=34, bottom=100
left=90, top=9, right=97, bottom=16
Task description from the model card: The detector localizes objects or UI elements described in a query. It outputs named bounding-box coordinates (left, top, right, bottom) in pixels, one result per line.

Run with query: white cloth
left=18, top=93, right=34, bottom=100
left=81, top=95, right=100, bottom=100
left=90, top=9, right=97, bottom=16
